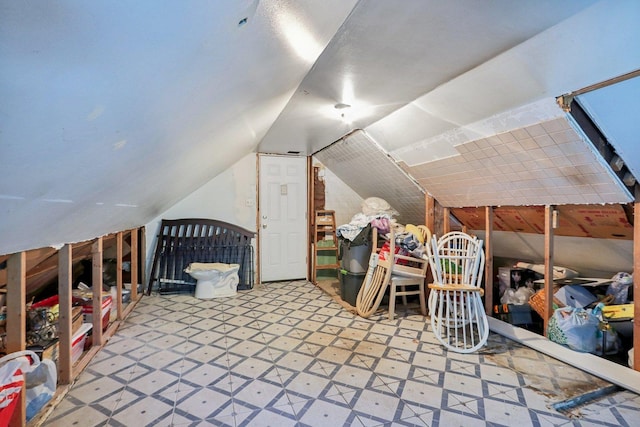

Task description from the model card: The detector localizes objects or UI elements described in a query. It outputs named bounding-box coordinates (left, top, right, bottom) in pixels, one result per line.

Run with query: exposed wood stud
left=116, top=232, right=123, bottom=321
left=6, top=252, right=26, bottom=353
left=58, top=245, right=73, bottom=385
left=443, top=207, right=451, bottom=234
left=92, top=238, right=104, bottom=346
left=543, top=205, right=555, bottom=334
left=425, top=194, right=435, bottom=233
left=484, top=206, right=494, bottom=316
left=634, top=186, right=640, bottom=371
left=130, top=229, right=139, bottom=300
left=7, top=252, right=26, bottom=426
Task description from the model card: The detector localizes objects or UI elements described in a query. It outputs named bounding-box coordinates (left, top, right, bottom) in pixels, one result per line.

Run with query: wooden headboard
left=147, top=218, right=255, bottom=295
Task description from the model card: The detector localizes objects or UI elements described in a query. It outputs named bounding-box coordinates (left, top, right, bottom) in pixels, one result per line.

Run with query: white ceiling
left=1, top=1, right=639, bottom=255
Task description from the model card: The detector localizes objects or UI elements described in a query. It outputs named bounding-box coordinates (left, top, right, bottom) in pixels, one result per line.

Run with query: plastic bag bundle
left=606, top=272, right=633, bottom=304
left=361, top=197, right=398, bottom=218
left=0, top=350, right=57, bottom=422
left=500, top=287, right=534, bottom=305
left=547, top=307, right=600, bottom=353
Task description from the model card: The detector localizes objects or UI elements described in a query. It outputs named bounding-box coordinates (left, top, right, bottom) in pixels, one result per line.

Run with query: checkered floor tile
left=43, top=280, right=640, bottom=426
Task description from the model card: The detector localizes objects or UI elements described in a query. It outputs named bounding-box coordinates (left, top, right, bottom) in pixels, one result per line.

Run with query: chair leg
left=400, top=285, right=408, bottom=307
left=388, top=283, right=396, bottom=320
left=418, top=283, right=426, bottom=316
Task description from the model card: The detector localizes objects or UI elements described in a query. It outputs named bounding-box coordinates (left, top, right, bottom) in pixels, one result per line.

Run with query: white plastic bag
left=0, top=350, right=56, bottom=422
left=361, top=197, right=398, bottom=217
left=0, top=353, right=28, bottom=423
left=25, top=358, right=56, bottom=421
left=547, top=307, right=600, bottom=353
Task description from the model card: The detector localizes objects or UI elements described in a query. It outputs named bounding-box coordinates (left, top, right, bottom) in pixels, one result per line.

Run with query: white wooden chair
left=426, top=231, right=488, bottom=353
left=387, top=226, right=430, bottom=320
left=356, top=227, right=392, bottom=318
left=357, top=227, right=429, bottom=320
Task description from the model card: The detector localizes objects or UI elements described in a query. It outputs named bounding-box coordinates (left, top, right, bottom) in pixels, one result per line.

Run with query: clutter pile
left=336, top=197, right=429, bottom=308
left=494, top=261, right=634, bottom=366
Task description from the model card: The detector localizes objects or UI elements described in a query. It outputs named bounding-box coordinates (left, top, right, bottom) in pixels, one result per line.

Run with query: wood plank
left=489, top=318, right=640, bottom=394
left=7, top=252, right=26, bottom=427
left=634, top=186, right=639, bottom=371
left=116, top=232, right=123, bottom=321
left=6, top=253, right=26, bottom=353
left=443, top=207, right=450, bottom=234
left=130, top=229, right=139, bottom=300
left=543, top=205, right=555, bottom=334
left=91, top=238, right=104, bottom=347
left=484, top=206, right=493, bottom=316
left=425, top=194, right=435, bottom=235
left=57, top=245, right=73, bottom=385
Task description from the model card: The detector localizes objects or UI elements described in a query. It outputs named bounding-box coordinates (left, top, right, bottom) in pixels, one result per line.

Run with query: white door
left=259, top=155, right=308, bottom=282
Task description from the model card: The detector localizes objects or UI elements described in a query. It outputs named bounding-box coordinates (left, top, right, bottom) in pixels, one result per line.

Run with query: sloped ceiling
left=314, top=131, right=425, bottom=226
left=1, top=1, right=639, bottom=256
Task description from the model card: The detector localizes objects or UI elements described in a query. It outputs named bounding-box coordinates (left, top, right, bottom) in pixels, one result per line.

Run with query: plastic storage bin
left=81, top=296, right=112, bottom=331
left=339, top=240, right=372, bottom=273
left=339, top=270, right=366, bottom=306
left=71, top=323, right=92, bottom=364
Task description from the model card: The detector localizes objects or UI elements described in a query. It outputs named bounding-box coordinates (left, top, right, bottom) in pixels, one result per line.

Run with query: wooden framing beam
left=443, top=207, right=451, bottom=234
left=634, top=186, right=640, bottom=371
left=7, top=252, right=26, bottom=427
left=91, top=238, right=104, bottom=346
left=116, top=232, right=123, bottom=321
left=425, top=194, right=435, bottom=233
left=308, top=156, right=314, bottom=282
left=484, top=206, right=494, bottom=315
left=58, top=245, right=73, bottom=385
left=543, top=205, right=555, bottom=334
left=130, top=229, right=139, bottom=300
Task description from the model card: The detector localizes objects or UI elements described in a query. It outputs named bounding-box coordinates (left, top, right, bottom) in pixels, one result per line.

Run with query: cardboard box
left=555, top=285, right=597, bottom=308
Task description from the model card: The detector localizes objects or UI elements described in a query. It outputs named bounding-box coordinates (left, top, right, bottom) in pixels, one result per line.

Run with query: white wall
left=144, top=153, right=258, bottom=281
left=314, top=161, right=364, bottom=227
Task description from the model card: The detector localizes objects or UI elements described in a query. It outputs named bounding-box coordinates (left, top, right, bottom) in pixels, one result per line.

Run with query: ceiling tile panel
left=405, top=116, right=632, bottom=207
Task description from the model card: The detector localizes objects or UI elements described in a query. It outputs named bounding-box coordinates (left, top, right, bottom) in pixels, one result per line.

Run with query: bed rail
left=146, top=218, right=255, bottom=295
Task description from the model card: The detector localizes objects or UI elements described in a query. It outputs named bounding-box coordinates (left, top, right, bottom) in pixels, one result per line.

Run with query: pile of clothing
left=337, top=197, right=427, bottom=259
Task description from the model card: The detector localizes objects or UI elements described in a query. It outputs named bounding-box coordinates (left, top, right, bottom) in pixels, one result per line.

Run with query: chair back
left=356, top=227, right=393, bottom=317
left=428, top=232, right=484, bottom=289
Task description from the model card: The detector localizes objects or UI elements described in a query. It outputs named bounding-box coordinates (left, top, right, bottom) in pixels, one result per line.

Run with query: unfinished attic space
left=2, top=1, right=640, bottom=425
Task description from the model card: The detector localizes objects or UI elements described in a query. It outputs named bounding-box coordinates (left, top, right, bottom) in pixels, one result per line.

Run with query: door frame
left=256, top=153, right=311, bottom=284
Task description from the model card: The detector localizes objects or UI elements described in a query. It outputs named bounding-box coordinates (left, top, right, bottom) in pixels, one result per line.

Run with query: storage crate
left=493, top=303, right=533, bottom=325
left=72, top=323, right=92, bottom=364
left=81, top=296, right=112, bottom=332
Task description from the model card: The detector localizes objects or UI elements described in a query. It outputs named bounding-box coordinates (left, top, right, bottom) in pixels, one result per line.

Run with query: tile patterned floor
left=44, top=281, right=640, bottom=426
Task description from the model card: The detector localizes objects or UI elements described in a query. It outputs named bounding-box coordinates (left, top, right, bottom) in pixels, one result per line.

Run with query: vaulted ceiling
left=1, top=1, right=639, bottom=256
